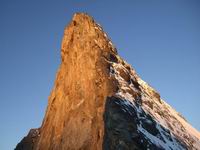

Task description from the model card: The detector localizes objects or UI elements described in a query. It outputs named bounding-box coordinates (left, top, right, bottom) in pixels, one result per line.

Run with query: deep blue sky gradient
left=1, top=0, right=200, bottom=149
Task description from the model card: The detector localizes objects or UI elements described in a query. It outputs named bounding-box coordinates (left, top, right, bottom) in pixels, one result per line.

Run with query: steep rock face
left=16, top=13, right=118, bottom=150
left=16, top=13, right=200, bottom=150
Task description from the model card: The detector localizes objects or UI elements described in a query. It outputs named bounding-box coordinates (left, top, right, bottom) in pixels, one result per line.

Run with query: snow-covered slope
left=107, top=54, right=200, bottom=149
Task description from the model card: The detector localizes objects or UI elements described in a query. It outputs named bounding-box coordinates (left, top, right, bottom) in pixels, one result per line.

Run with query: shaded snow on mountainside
left=108, top=54, right=200, bottom=149
left=16, top=13, right=200, bottom=150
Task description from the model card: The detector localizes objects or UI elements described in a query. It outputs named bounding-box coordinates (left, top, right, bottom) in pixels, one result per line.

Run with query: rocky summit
left=16, top=13, right=200, bottom=150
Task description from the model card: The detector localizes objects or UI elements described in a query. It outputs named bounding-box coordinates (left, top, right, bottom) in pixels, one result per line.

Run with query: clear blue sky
left=0, top=0, right=200, bottom=149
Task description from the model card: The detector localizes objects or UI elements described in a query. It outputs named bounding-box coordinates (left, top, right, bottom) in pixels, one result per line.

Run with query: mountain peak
left=72, top=12, right=94, bottom=24
left=16, top=13, right=200, bottom=150
left=61, top=12, right=117, bottom=62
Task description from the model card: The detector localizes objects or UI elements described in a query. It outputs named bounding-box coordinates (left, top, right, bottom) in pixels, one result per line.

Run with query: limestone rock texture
left=16, top=13, right=200, bottom=150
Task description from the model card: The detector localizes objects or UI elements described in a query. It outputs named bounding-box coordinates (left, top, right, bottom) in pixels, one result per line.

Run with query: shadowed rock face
left=15, top=129, right=40, bottom=150
left=103, top=96, right=186, bottom=150
left=16, top=13, right=200, bottom=150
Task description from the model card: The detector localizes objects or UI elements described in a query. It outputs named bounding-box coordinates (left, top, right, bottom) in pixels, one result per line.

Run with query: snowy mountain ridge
left=108, top=54, right=200, bottom=149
